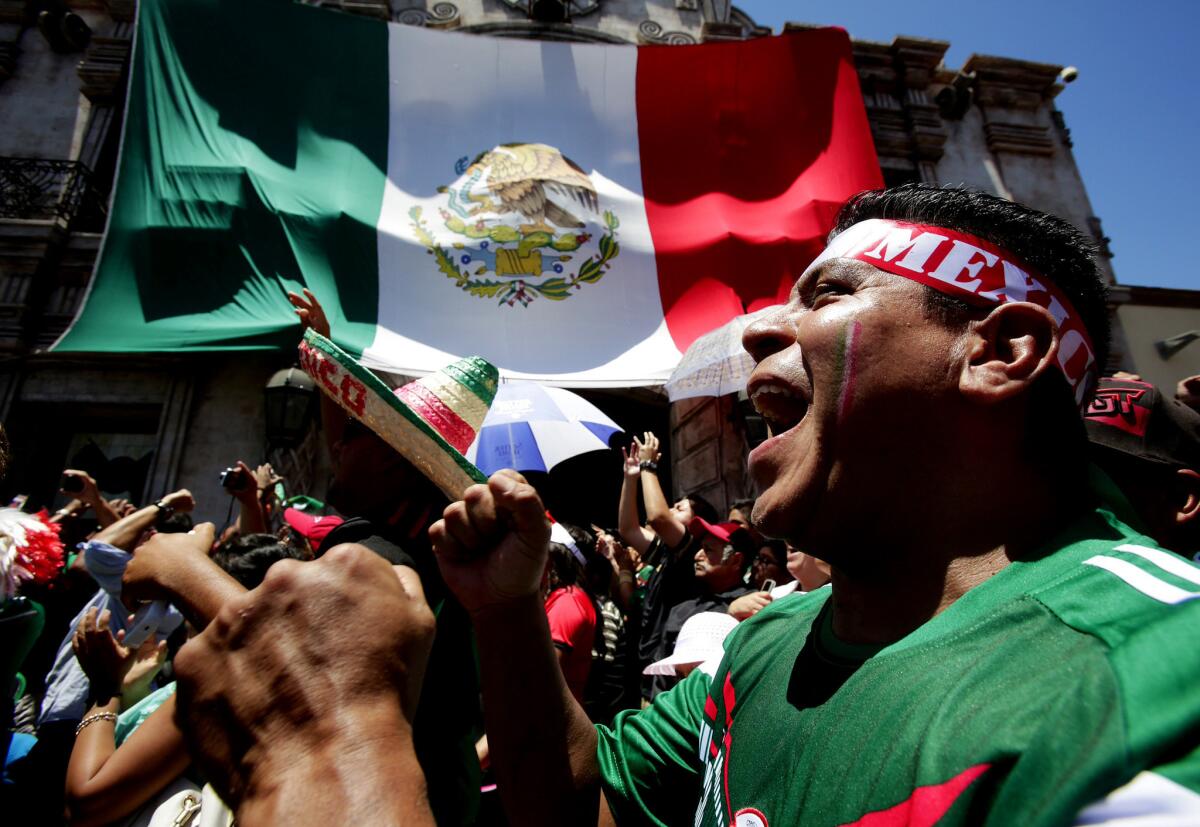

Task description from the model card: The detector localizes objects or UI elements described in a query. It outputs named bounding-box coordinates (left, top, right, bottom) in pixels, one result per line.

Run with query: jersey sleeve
left=596, top=667, right=710, bottom=826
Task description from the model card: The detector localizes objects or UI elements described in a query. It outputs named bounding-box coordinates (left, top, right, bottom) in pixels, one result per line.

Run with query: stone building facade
left=0, top=0, right=1173, bottom=522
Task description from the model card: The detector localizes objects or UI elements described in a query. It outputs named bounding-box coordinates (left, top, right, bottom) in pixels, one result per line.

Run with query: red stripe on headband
left=808, top=219, right=1098, bottom=408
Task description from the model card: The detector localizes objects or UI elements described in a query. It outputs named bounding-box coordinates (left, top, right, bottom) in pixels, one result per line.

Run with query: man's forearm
left=641, top=470, right=685, bottom=547
left=161, top=557, right=246, bottom=629
left=617, top=475, right=648, bottom=552
left=93, top=506, right=160, bottom=551
left=235, top=707, right=432, bottom=827
left=473, top=594, right=600, bottom=825
left=237, top=494, right=267, bottom=535
left=90, top=498, right=121, bottom=528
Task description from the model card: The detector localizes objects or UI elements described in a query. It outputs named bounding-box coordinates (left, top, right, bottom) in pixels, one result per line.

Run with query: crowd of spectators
left=2, top=184, right=1200, bottom=826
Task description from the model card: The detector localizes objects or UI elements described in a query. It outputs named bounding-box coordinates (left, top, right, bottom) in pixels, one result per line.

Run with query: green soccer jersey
left=596, top=503, right=1200, bottom=826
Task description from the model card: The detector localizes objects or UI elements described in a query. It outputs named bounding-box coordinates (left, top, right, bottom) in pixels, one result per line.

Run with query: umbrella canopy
left=466, top=382, right=622, bottom=476
left=664, top=305, right=782, bottom=401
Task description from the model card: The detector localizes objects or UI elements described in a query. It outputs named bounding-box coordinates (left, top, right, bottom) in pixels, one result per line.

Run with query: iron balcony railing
left=0, top=157, right=109, bottom=232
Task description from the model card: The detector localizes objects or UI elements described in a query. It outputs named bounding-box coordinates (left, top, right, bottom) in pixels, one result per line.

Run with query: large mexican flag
left=54, top=0, right=881, bottom=385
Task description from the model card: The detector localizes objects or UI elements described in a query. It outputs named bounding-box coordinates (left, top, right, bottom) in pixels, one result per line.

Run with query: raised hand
left=121, top=635, right=168, bottom=706
left=62, top=469, right=101, bottom=505
left=122, top=522, right=215, bottom=610
left=173, top=545, right=435, bottom=814
left=621, top=444, right=642, bottom=479
left=637, top=431, right=661, bottom=464
left=287, top=287, right=332, bottom=339
left=71, top=608, right=131, bottom=698
left=429, top=470, right=552, bottom=617
left=253, top=463, right=282, bottom=493
left=159, top=488, right=195, bottom=513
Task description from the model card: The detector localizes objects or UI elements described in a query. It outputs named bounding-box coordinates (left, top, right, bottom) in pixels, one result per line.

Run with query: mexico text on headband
left=803, top=219, right=1097, bottom=408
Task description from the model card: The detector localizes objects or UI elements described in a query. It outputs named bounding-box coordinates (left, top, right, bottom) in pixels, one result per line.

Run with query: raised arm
left=61, top=470, right=120, bottom=528
left=65, top=608, right=188, bottom=827
left=431, top=471, right=600, bottom=825
left=228, top=460, right=267, bottom=535
left=173, top=546, right=436, bottom=826
left=637, top=432, right=687, bottom=548
left=121, top=523, right=244, bottom=630
left=617, top=444, right=654, bottom=554
left=92, top=489, right=194, bottom=552
left=598, top=531, right=638, bottom=614
left=287, top=288, right=345, bottom=452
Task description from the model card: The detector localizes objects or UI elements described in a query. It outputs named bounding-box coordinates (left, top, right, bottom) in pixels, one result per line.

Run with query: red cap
left=283, top=508, right=344, bottom=545
left=688, top=517, right=743, bottom=545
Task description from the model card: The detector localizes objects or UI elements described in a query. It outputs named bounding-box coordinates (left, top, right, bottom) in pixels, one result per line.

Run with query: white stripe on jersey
left=1114, top=544, right=1200, bottom=587
left=1074, top=770, right=1200, bottom=825
left=1083, top=556, right=1200, bottom=605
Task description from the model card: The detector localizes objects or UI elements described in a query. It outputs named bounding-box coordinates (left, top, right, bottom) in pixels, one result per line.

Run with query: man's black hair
left=833, top=185, right=1109, bottom=480
left=758, top=539, right=787, bottom=565
left=211, top=533, right=307, bottom=589
left=685, top=493, right=719, bottom=525
left=729, top=498, right=755, bottom=516
left=727, top=527, right=756, bottom=576
left=833, top=184, right=1110, bottom=372
left=156, top=511, right=194, bottom=534
left=547, top=542, right=583, bottom=590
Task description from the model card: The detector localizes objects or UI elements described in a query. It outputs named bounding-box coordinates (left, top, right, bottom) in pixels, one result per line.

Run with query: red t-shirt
left=545, top=585, right=597, bottom=702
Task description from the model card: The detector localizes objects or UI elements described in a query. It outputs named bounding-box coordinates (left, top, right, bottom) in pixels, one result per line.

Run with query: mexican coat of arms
left=410, top=142, right=620, bottom=307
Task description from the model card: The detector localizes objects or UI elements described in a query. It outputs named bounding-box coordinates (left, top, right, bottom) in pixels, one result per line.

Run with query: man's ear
left=1173, top=468, right=1200, bottom=527
left=959, top=302, right=1059, bottom=406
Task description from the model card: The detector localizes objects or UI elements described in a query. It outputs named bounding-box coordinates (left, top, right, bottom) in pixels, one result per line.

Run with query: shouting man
left=171, top=186, right=1200, bottom=826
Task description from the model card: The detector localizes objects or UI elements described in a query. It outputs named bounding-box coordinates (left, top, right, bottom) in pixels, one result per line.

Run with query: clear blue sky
left=741, top=1, right=1198, bottom=290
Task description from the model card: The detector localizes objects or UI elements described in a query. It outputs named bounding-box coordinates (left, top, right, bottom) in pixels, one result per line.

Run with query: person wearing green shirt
left=428, top=184, right=1200, bottom=826
left=165, top=185, right=1200, bottom=827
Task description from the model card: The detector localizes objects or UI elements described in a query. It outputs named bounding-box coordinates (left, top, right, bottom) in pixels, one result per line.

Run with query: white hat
left=643, top=612, right=738, bottom=676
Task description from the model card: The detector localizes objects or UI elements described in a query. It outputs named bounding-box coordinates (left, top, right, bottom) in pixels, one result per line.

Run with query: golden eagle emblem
left=411, top=142, right=620, bottom=307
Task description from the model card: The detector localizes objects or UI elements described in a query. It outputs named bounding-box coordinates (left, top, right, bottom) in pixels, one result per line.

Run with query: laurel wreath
left=409, top=206, right=620, bottom=307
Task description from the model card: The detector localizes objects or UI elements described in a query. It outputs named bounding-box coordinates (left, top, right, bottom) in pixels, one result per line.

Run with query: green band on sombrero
left=298, top=329, right=495, bottom=499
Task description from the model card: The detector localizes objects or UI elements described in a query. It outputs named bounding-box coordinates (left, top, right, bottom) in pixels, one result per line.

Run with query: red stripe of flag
left=636, top=27, right=882, bottom=352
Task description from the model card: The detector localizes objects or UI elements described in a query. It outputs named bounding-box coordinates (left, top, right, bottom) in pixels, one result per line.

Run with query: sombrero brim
left=300, top=330, right=487, bottom=499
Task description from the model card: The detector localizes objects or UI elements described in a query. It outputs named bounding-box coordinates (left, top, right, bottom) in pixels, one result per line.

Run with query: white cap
left=643, top=612, right=739, bottom=676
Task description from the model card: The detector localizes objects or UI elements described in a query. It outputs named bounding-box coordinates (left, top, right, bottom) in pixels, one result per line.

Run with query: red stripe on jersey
left=635, top=28, right=882, bottom=354
left=837, top=763, right=991, bottom=827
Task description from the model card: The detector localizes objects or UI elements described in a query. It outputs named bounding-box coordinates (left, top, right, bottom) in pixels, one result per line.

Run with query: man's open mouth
left=749, top=381, right=809, bottom=437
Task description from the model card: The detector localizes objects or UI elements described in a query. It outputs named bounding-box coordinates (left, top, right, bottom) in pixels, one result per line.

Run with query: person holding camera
left=57, top=470, right=121, bottom=529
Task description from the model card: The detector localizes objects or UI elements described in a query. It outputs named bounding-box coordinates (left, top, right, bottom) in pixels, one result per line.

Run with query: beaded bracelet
left=75, top=711, right=118, bottom=735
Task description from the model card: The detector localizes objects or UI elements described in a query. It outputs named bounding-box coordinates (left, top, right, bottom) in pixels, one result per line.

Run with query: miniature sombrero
left=298, top=329, right=497, bottom=499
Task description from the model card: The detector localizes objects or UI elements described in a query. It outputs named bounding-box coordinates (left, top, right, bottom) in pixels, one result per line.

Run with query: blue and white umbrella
left=466, top=382, right=622, bottom=476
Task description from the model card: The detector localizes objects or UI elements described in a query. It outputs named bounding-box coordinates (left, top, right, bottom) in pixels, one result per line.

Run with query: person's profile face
left=328, top=419, right=421, bottom=516
left=672, top=498, right=696, bottom=525
left=750, top=545, right=786, bottom=589
left=741, top=257, right=963, bottom=553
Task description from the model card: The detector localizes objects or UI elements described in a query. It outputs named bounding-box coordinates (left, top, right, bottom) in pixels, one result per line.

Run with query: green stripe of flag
left=56, top=0, right=390, bottom=356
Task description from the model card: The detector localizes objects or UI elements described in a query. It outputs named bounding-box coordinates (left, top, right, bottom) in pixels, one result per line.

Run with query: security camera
left=1060, top=66, right=1079, bottom=84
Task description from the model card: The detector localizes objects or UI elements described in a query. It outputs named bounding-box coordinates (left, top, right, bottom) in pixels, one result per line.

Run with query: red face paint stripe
left=837, top=763, right=991, bottom=827
left=395, top=382, right=476, bottom=454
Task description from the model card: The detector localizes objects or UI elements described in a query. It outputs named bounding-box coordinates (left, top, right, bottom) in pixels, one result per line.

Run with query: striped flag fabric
left=54, top=0, right=882, bottom=385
